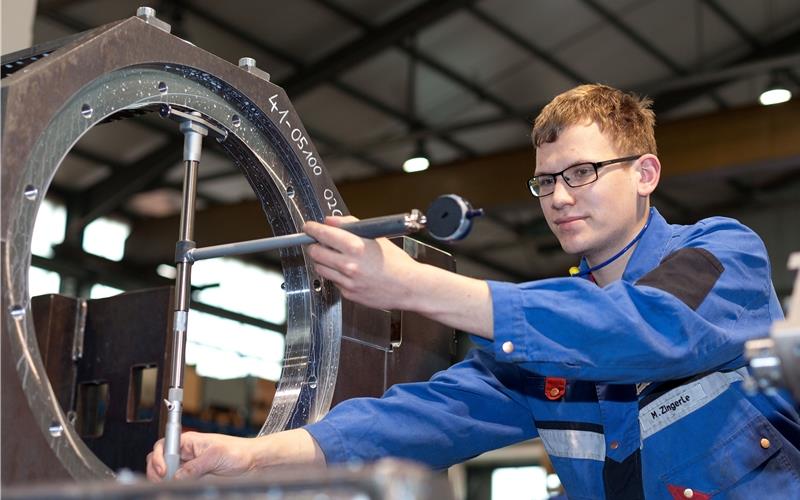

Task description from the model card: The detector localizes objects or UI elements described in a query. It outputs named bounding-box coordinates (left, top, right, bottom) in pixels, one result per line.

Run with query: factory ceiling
left=11, top=0, right=800, bottom=285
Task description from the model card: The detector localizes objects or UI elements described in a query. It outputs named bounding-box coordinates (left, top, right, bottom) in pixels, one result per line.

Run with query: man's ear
left=636, top=154, right=661, bottom=196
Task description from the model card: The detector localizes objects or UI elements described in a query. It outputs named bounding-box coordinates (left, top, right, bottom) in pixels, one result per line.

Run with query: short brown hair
left=532, top=84, right=657, bottom=156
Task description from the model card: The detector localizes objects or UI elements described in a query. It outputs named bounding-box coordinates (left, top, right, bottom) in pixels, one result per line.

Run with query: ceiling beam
left=279, top=0, right=475, bottom=98
left=173, top=0, right=476, bottom=157
left=580, top=0, right=728, bottom=109
left=125, top=100, right=800, bottom=263
left=34, top=6, right=424, bottom=177
left=402, top=43, right=517, bottom=115
left=313, top=0, right=520, bottom=120
left=306, top=48, right=800, bottom=163
left=466, top=5, right=589, bottom=84
left=701, top=0, right=760, bottom=50
left=290, top=6, right=800, bottom=163
left=67, top=144, right=126, bottom=171
left=700, top=0, right=800, bottom=88
left=654, top=27, right=800, bottom=113
left=581, top=0, right=685, bottom=75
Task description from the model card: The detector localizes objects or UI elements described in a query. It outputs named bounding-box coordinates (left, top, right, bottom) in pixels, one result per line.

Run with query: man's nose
left=549, top=176, right=575, bottom=208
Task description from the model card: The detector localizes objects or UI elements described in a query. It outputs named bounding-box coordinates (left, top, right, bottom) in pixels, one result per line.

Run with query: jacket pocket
left=660, top=416, right=799, bottom=498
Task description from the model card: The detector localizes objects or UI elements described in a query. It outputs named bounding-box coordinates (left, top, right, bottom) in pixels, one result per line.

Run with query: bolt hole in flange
left=49, top=422, right=64, bottom=437
left=9, top=304, right=25, bottom=319
left=24, top=185, right=39, bottom=201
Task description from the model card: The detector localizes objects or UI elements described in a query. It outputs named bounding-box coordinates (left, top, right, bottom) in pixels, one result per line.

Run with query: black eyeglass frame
left=527, top=154, right=644, bottom=198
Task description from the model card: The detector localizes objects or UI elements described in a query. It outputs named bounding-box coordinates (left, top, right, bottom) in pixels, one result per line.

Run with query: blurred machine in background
left=746, top=251, right=800, bottom=404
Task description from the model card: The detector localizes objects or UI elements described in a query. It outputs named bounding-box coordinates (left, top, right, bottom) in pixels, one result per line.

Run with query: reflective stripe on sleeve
left=539, top=428, right=606, bottom=461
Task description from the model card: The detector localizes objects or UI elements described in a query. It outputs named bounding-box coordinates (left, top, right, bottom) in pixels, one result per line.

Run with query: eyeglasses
left=528, top=154, right=643, bottom=198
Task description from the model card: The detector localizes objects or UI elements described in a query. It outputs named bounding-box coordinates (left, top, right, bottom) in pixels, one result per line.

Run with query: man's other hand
left=146, top=429, right=326, bottom=481
left=146, top=431, right=255, bottom=481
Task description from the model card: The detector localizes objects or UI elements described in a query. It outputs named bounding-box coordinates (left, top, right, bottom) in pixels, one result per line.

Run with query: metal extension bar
left=163, top=112, right=206, bottom=480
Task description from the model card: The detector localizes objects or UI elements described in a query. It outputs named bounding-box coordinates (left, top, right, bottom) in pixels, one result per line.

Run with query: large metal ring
left=1, top=16, right=346, bottom=478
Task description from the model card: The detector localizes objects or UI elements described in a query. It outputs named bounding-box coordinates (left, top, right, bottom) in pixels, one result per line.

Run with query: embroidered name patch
left=639, top=383, right=707, bottom=438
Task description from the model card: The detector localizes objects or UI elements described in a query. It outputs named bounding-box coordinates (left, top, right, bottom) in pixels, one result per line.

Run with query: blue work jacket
left=306, top=209, right=800, bottom=499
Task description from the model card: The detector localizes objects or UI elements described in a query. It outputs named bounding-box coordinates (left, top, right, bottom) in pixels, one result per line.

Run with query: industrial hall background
left=1, top=0, right=799, bottom=499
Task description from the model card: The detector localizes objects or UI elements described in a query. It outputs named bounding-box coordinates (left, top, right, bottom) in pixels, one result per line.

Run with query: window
left=30, top=199, right=66, bottom=297
left=90, top=284, right=124, bottom=299
left=29, top=266, right=61, bottom=297
left=186, top=310, right=284, bottom=381
left=192, top=257, right=286, bottom=324
left=185, top=258, right=286, bottom=380
left=491, top=466, right=551, bottom=500
left=31, top=198, right=66, bottom=258
left=83, top=217, right=130, bottom=261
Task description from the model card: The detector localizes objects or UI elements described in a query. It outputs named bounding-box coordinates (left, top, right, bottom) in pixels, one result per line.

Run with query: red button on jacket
left=667, top=484, right=710, bottom=500
left=544, top=377, right=566, bottom=400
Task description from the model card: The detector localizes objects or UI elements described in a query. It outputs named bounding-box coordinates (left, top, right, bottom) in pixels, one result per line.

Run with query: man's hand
left=304, top=215, right=494, bottom=339
left=304, top=216, right=421, bottom=311
left=146, top=429, right=325, bottom=481
left=146, top=431, right=256, bottom=481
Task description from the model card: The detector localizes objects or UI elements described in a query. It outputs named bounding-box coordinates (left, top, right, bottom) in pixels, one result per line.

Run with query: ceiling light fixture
left=759, top=72, right=792, bottom=106
left=402, top=37, right=429, bottom=174
left=403, top=140, right=430, bottom=173
left=759, top=87, right=791, bottom=106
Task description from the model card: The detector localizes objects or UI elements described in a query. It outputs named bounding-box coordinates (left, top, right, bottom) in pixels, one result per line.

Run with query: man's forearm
left=403, top=263, right=494, bottom=340
left=250, top=429, right=326, bottom=472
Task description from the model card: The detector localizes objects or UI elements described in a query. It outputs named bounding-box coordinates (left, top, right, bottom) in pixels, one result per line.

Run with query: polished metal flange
left=1, top=12, right=346, bottom=478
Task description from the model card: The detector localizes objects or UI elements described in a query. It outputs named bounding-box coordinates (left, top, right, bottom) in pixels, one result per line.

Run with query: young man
left=147, top=84, right=800, bottom=498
